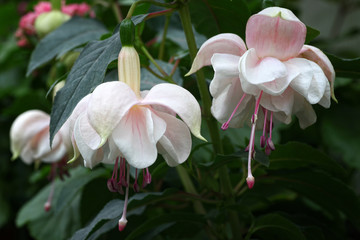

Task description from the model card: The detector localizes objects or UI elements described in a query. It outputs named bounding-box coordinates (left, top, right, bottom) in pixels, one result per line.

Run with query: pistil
left=246, top=91, right=263, bottom=189
left=118, top=163, right=130, bottom=231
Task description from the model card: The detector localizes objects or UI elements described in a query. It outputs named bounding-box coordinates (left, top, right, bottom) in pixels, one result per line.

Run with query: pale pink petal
left=77, top=112, right=102, bottom=150
left=155, top=111, right=191, bottom=166
left=211, top=77, right=253, bottom=128
left=74, top=113, right=104, bottom=168
left=10, top=110, right=49, bottom=159
left=142, top=83, right=205, bottom=141
left=210, top=53, right=241, bottom=98
left=187, top=33, right=247, bottom=75
left=246, top=8, right=306, bottom=60
left=112, top=107, right=166, bottom=169
left=292, top=92, right=317, bottom=129
left=270, top=88, right=295, bottom=116
left=87, top=82, right=139, bottom=146
left=298, top=45, right=336, bottom=100
left=287, top=58, right=327, bottom=104
left=239, top=49, right=289, bottom=95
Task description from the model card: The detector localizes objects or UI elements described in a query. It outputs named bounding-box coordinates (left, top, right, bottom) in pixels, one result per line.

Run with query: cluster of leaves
left=1, top=0, right=360, bottom=239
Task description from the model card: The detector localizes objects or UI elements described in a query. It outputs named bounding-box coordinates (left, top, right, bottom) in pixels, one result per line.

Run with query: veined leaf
left=27, top=17, right=108, bottom=76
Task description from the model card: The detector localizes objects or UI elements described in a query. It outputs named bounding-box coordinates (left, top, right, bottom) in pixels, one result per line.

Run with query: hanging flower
left=68, top=42, right=205, bottom=230
left=187, top=7, right=335, bottom=189
left=10, top=109, right=72, bottom=211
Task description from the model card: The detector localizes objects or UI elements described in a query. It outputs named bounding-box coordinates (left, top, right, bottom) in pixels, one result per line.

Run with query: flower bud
left=34, top=10, right=70, bottom=37
left=118, top=46, right=141, bottom=97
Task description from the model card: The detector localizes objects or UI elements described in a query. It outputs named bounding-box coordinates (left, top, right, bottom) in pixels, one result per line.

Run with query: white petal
left=10, top=110, right=49, bottom=159
left=211, top=77, right=253, bottom=128
left=142, top=83, right=205, bottom=141
left=187, top=33, right=247, bottom=75
left=87, top=82, right=139, bottom=145
left=239, top=49, right=289, bottom=95
left=210, top=53, right=241, bottom=98
left=102, top=136, right=121, bottom=164
left=287, top=58, right=327, bottom=104
left=155, top=110, right=191, bottom=166
left=74, top=113, right=104, bottom=168
left=318, top=80, right=331, bottom=108
left=292, top=92, right=317, bottom=129
left=112, top=107, right=166, bottom=169
left=270, top=88, right=295, bottom=116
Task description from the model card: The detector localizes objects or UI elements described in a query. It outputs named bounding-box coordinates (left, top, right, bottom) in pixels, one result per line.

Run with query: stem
left=178, top=3, right=242, bottom=239
left=51, top=0, right=61, bottom=10
left=176, top=165, right=206, bottom=214
left=158, top=13, right=171, bottom=60
left=112, top=0, right=123, bottom=22
left=126, top=0, right=178, bottom=19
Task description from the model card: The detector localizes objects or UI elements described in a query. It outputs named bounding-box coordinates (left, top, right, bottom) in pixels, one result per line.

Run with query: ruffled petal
left=270, top=88, right=295, bottom=116
left=211, top=77, right=253, bottom=128
left=287, top=58, right=327, bottom=104
left=154, top=110, right=191, bottom=166
left=209, top=53, right=241, bottom=98
left=102, top=136, right=121, bottom=164
left=74, top=113, right=104, bottom=168
left=292, top=92, right=317, bottom=129
left=142, top=83, right=205, bottom=141
left=10, top=110, right=49, bottom=160
left=246, top=7, right=306, bottom=60
left=87, top=82, right=139, bottom=146
left=297, top=45, right=336, bottom=101
left=187, top=33, right=247, bottom=75
left=239, top=49, right=289, bottom=95
left=112, top=107, right=166, bottom=169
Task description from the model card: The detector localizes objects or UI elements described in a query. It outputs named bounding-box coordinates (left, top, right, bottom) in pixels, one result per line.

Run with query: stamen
left=246, top=91, right=263, bottom=189
left=145, top=168, right=151, bottom=184
left=107, top=157, right=119, bottom=192
left=118, top=164, right=130, bottom=232
left=221, top=94, right=247, bottom=130
left=260, top=108, right=268, bottom=148
left=265, top=112, right=275, bottom=155
left=44, top=178, right=55, bottom=212
left=133, top=168, right=139, bottom=192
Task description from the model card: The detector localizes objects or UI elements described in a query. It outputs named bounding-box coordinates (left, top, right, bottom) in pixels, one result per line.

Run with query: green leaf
left=269, top=170, right=360, bottom=230
left=27, top=17, right=108, bottom=76
left=125, top=212, right=205, bottom=240
left=55, top=168, right=108, bottom=213
left=49, top=16, right=147, bottom=145
left=249, top=213, right=306, bottom=240
left=16, top=167, right=90, bottom=227
left=327, top=53, right=360, bottom=78
left=70, top=199, right=124, bottom=240
left=269, top=142, right=347, bottom=180
left=71, top=189, right=176, bottom=240
left=189, top=0, right=251, bottom=39
left=305, top=26, right=320, bottom=43
left=321, top=105, right=360, bottom=169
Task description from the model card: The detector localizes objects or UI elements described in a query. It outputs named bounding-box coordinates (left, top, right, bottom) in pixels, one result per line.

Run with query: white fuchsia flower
left=10, top=109, right=72, bottom=211
left=187, top=7, right=335, bottom=189
left=68, top=45, right=205, bottom=230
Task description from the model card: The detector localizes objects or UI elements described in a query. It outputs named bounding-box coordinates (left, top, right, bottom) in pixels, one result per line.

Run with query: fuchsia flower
left=68, top=46, right=205, bottom=230
left=188, top=7, right=335, bottom=189
left=10, top=110, right=72, bottom=211
left=34, top=1, right=52, bottom=14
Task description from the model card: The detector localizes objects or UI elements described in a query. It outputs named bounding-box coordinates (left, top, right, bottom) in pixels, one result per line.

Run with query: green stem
left=176, top=165, right=206, bottom=214
left=51, top=0, right=61, bottom=10
left=112, top=1, right=123, bottom=22
left=126, top=0, right=178, bottom=19
left=158, top=13, right=171, bottom=60
left=178, top=3, right=243, bottom=239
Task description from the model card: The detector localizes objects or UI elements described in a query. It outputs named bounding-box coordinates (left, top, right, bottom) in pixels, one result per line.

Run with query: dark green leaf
left=269, top=170, right=360, bottom=230
left=27, top=17, right=108, bottom=76
left=305, top=26, right=320, bottom=43
left=70, top=199, right=124, bottom=240
left=269, top=142, right=347, bottom=179
left=125, top=212, right=205, bottom=240
left=189, top=0, right=251, bottom=39
left=55, top=168, right=108, bottom=213
left=250, top=213, right=306, bottom=240
left=327, top=53, right=360, bottom=78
